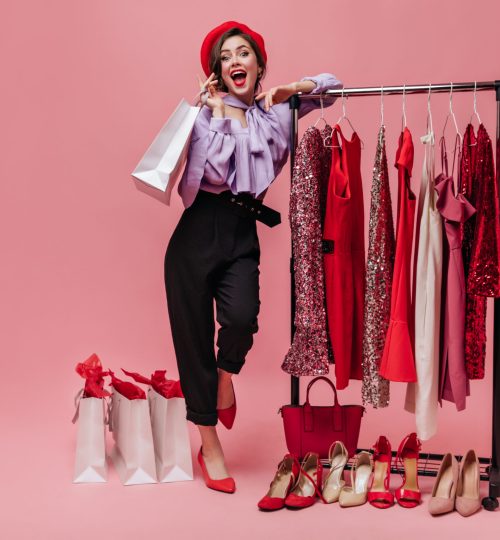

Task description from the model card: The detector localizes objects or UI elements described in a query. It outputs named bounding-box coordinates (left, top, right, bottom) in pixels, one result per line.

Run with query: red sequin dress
left=282, top=125, right=333, bottom=376
left=361, top=125, right=394, bottom=408
left=379, top=128, right=417, bottom=382
left=460, top=124, right=486, bottom=380
left=467, top=124, right=500, bottom=299
left=323, top=124, right=365, bottom=390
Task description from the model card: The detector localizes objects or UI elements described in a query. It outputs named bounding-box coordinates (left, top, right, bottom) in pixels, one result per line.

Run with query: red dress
left=323, top=124, right=365, bottom=390
left=379, top=128, right=417, bottom=382
left=460, top=124, right=486, bottom=380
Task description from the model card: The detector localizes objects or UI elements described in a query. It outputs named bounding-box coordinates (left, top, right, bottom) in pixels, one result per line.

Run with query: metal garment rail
left=287, top=80, right=500, bottom=511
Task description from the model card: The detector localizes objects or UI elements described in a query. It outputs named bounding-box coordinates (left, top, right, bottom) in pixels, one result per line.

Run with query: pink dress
left=435, top=136, right=476, bottom=411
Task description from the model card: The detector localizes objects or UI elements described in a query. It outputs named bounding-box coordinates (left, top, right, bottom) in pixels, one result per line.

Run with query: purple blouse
left=178, top=73, right=343, bottom=207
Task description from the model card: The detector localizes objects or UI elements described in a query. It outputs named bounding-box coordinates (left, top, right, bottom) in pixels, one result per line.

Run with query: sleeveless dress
left=361, top=125, right=394, bottom=408
left=379, top=127, right=417, bottom=382
left=323, top=124, right=365, bottom=390
left=405, top=125, right=443, bottom=439
left=435, top=135, right=476, bottom=411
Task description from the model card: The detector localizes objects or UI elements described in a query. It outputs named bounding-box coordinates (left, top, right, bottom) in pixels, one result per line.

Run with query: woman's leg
left=198, top=425, right=230, bottom=479
left=164, top=203, right=220, bottom=427
left=165, top=212, right=232, bottom=479
left=214, top=231, right=261, bottom=407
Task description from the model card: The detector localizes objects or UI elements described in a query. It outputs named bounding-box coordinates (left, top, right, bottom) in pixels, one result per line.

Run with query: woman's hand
left=196, top=73, right=225, bottom=113
left=255, top=82, right=298, bottom=112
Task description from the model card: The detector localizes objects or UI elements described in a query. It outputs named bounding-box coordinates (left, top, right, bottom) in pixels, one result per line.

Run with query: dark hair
left=209, top=27, right=267, bottom=95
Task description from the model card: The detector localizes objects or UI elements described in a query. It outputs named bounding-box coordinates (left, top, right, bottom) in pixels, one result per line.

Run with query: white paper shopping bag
left=73, top=395, right=108, bottom=483
left=148, top=388, right=193, bottom=483
left=109, top=389, right=157, bottom=485
left=131, top=99, right=200, bottom=205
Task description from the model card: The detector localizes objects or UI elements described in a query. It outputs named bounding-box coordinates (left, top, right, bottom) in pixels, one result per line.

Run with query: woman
left=164, top=20, right=342, bottom=493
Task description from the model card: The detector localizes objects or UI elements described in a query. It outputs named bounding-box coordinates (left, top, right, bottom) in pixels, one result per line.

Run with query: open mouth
left=230, top=70, right=247, bottom=87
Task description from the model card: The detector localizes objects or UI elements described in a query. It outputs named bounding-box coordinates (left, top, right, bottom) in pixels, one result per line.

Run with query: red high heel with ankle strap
left=257, top=454, right=300, bottom=511
left=197, top=447, right=236, bottom=493
left=395, top=432, right=422, bottom=508
left=367, top=435, right=395, bottom=509
left=217, top=380, right=237, bottom=430
left=284, top=452, right=327, bottom=509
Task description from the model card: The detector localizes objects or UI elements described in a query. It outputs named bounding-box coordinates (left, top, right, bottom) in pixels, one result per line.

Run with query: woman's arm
left=295, top=73, right=343, bottom=119
left=256, top=73, right=342, bottom=122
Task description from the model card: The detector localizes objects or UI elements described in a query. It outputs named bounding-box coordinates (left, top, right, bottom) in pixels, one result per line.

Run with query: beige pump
left=322, top=441, right=348, bottom=503
left=455, top=449, right=481, bottom=517
left=339, top=451, right=373, bottom=507
left=428, top=453, right=459, bottom=515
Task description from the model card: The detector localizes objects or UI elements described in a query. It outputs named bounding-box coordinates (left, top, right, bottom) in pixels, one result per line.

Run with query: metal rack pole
left=295, top=81, right=497, bottom=98
left=488, top=81, right=500, bottom=509
left=288, top=79, right=500, bottom=510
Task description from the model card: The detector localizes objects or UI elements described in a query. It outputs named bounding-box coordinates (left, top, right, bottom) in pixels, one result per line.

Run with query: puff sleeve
left=203, top=117, right=236, bottom=185
left=297, top=73, right=343, bottom=119
left=177, top=106, right=236, bottom=207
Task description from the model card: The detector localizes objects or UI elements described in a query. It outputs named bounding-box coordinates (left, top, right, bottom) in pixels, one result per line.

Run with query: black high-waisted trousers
left=164, top=189, right=261, bottom=426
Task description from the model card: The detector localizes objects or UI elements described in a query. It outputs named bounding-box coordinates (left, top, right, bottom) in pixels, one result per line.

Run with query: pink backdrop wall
left=2, top=1, right=499, bottom=537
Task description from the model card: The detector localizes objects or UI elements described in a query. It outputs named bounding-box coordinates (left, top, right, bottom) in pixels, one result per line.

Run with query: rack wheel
left=482, top=496, right=499, bottom=511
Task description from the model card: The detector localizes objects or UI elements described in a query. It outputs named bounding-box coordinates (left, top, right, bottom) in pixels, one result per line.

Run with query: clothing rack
left=287, top=80, right=500, bottom=511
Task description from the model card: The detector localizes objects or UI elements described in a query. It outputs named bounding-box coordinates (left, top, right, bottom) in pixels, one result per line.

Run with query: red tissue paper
left=108, top=369, right=146, bottom=400
left=75, top=353, right=111, bottom=398
left=122, top=369, right=184, bottom=399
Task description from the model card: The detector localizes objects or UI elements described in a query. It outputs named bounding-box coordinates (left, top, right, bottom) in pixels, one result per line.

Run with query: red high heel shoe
left=217, top=380, right=236, bottom=430
left=284, top=452, right=327, bottom=509
left=395, top=432, right=422, bottom=508
left=197, top=447, right=236, bottom=494
left=257, top=454, right=300, bottom=511
left=367, top=435, right=394, bottom=509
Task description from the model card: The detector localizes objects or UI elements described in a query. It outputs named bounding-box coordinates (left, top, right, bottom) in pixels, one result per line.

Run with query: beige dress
left=405, top=127, right=443, bottom=439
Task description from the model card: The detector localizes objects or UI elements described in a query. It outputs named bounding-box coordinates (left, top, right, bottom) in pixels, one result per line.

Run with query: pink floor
left=4, top=413, right=498, bottom=540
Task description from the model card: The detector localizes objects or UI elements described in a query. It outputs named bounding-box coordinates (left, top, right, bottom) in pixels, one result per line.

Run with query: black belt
left=198, top=189, right=281, bottom=228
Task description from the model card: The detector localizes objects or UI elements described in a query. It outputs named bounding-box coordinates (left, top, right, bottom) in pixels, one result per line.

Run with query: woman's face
left=219, top=35, right=261, bottom=102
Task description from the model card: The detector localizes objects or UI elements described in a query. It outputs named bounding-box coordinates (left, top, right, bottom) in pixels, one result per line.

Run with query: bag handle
left=305, top=376, right=340, bottom=407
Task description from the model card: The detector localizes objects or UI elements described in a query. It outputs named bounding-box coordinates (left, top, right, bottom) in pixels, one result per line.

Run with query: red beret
left=200, top=20, right=267, bottom=77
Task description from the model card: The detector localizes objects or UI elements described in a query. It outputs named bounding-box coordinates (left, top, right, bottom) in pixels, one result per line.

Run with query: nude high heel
left=455, top=449, right=481, bottom=517
left=428, top=453, right=459, bottom=515
left=322, top=441, right=348, bottom=503
left=339, top=451, right=373, bottom=507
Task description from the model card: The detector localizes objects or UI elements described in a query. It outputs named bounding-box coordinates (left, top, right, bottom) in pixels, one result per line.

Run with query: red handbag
left=280, top=376, right=365, bottom=459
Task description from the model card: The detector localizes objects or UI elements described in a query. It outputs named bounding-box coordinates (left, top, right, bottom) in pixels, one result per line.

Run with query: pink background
left=1, top=0, right=499, bottom=537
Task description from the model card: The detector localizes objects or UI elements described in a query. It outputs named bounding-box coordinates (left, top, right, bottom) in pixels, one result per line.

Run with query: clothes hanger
left=467, top=81, right=481, bottom=146
left=441, top=81, right=462, bottom=146
left=336, top=89, right=357, bottom=132
left=378, top=85, right=385, bottom=145
left=401, top=84, right=407, bottom=131
left=470, top=81, right=482, bottom=126
left=313, top=95, right=335, bottom=148
left=325, top=89, right=364, bottom=148
left=426, top=83, right=434, bottom=136
left=313, top=94, right=328, bottom=128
